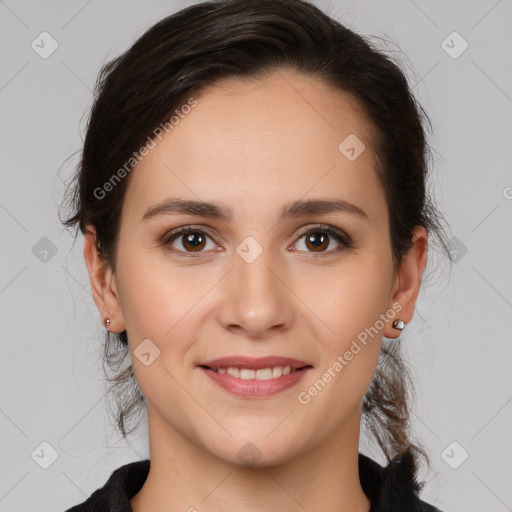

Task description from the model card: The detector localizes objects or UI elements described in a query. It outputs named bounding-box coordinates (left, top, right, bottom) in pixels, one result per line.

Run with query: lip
left=198, top=356, right=312, bottom=370
left=198, top=356, right=313, bottom=398
left=199, top=366, right=312, bottom=398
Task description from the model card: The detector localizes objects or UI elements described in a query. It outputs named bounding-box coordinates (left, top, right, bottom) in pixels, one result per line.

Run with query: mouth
left=198, top=364, right=312, bottom=380
left=197, top=359, right=313, bottom=398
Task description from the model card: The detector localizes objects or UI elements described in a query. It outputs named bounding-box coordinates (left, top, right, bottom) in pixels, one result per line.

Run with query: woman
left=61, top=0, right=452, bottom=510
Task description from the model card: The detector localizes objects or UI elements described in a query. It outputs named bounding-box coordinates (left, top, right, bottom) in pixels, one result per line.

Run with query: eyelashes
left=161, top=226, right=219, bottom=255
left=293, top=224, right=352, bottom=253
left=160, top=223, right=353, bottom=259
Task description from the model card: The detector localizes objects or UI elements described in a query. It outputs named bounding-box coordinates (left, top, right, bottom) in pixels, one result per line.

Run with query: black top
left=64, top=450, right=443, bottom=512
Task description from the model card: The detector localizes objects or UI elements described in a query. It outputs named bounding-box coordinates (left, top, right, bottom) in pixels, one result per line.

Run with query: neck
left=130, top=405, right=371, bottom=512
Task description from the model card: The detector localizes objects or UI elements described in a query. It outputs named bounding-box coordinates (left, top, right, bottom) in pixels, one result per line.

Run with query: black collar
left=65, top=451, right=442, bottom=511
left=358, top=450, right=441, bottom=511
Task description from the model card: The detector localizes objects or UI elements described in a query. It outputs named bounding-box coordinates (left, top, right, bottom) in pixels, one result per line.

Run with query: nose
left=215, top=245, right=295, bottom=338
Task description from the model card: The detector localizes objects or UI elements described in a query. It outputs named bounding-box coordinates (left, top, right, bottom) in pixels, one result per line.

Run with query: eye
left=161, top=223, right=352, bottom=258
left=291, top=224, right=351, bottom=254
left=161, top=226, right=219, bottom=256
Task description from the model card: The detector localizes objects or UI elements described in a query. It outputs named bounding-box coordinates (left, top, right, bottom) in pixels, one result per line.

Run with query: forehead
left=123, top=69, right=386, bottom=227
left=185, top=69, right=376, bottom=161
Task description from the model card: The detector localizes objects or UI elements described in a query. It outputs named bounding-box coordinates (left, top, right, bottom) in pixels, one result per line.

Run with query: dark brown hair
left=60, top=0, right=453, bottom=485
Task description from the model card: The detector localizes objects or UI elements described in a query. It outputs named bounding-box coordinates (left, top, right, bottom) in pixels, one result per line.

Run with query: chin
left=203, top=432, right=305, bottom=469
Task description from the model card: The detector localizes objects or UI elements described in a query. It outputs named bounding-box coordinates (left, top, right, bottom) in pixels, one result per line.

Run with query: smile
left=205, top=366, right=298, bottom=379
left=199, top=365, right=312, bottom=398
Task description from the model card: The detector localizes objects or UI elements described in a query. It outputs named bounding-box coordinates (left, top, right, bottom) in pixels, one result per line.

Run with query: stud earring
left=392, top=319, right=406, bottom=331
left=105, top=318, right=111, bottom=331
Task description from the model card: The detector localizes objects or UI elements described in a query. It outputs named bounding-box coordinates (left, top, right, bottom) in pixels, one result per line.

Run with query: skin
left=84, top=68, right=427, bottom=512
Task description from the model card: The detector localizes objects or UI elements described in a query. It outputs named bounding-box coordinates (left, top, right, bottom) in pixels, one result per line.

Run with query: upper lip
left=198, top=356, right=312, bottom=370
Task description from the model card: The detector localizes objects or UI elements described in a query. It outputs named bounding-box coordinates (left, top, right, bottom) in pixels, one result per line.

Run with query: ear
left=384, top=225, right=428, bottom=339
left=83, top=225, right=126, bottom=333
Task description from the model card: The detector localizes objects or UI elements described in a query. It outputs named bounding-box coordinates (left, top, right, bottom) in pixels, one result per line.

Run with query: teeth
left=215, top=366, right=294, bottom=380
left=226, top=367, right=240, bottom=378
left=257, top=368, right=273, bottom=380
left=240, top=369, right=256, bottom=379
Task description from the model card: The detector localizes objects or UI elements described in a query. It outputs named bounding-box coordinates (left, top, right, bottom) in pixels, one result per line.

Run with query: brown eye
left=293, top=226, right=350, bottom=254
left=162, top=227, right=217, bottom=255
left=304, top=231, right=329, bottom=252
left=181, top=232, right=207, bottom=252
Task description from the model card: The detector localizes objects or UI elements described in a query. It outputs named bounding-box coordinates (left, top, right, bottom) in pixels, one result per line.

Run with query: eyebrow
left=141, top=197, right=369, bottom=223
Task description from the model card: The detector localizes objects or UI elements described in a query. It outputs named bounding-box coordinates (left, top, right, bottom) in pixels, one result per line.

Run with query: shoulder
left=358, top=450, right=445, bottom=512
left=63, top=459, right=150, bottom=512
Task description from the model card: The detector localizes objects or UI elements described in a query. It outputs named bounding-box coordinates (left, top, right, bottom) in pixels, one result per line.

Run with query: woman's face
left=87, top=69, right=426, bottom=466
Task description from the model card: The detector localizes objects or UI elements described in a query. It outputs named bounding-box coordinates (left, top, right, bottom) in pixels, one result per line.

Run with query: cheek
left=300, top=257, right=389, bottom=386
left=293, top=269, right=386, bottom=438
left=115, top=247, right=203, bottom=339
left=300, top=279, right=386, bottom=419
left=114, top=253, right=198, bottom=397
left=300, top=255, right=391, bottom=336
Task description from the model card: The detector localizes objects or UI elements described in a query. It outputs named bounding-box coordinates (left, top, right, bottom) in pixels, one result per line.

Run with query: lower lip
left=199, top=367, right=311, bottom=398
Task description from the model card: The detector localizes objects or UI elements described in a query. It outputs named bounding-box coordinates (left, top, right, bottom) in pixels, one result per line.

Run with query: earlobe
left=83, top=225, right=125, bottom=333
left=385, top=226, right=428, bottom=339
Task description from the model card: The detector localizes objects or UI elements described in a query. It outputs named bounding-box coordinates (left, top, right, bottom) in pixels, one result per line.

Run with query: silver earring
left=392, top=319, right=406, bottom=331
left=105, top=318, right=110, bottom=331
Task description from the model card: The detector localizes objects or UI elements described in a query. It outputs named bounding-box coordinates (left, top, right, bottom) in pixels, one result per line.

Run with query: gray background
left=1, top=0, right=511, bottom=511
